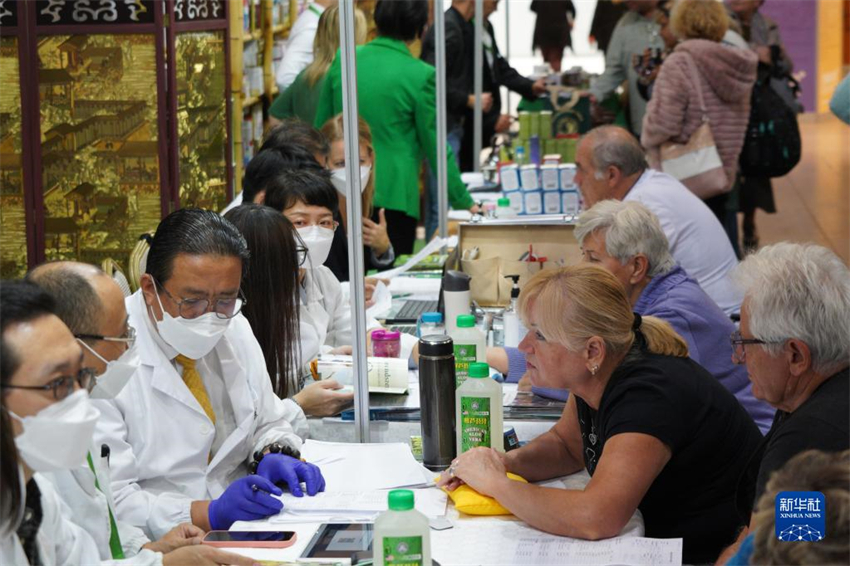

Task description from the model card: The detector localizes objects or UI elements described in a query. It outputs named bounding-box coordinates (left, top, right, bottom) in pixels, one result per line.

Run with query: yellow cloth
left=175, top=355, right=216, bottom=424
left=441, top=472, right=528, bottom=516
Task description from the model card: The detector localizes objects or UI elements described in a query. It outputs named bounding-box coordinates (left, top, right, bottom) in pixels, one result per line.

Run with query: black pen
left=251, top=483, right=274, bottom=495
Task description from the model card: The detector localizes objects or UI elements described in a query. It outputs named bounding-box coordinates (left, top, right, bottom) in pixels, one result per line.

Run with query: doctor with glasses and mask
left=0, top=279, right=256, bottom=566
left=92, top=209, right=324, bottom=542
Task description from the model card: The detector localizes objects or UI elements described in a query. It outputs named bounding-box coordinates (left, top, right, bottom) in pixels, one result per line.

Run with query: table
left=228, top=471, right=654, bottom=566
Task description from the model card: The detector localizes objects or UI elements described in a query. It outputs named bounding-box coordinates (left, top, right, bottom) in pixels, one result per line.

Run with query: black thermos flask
left=418, top=334, right=457, bottom=471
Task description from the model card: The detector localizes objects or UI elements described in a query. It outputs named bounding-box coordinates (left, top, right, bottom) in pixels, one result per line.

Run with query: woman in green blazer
left=315, top=0, right=477, bottom=254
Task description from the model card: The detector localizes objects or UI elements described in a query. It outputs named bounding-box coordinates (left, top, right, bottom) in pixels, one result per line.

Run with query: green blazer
left=270, top=68, right=325, bottom=125
left=315, top=37, right=474, bottom=219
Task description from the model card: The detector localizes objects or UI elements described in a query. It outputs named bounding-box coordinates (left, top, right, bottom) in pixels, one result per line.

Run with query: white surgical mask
left=330, top=165, right=371, bottom=196
left=10, top=390, right=100, bottom=473
left=78, top=340, right=138, bottom=399
left=297, top=225, right=335, bottom=269
left=153, top=289, right=231, bottom=359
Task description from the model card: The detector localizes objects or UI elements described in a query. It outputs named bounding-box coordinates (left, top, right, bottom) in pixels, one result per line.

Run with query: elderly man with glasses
left=88, top=208, right=325, bottom=542
left=718, top=242, right=850, bottom=564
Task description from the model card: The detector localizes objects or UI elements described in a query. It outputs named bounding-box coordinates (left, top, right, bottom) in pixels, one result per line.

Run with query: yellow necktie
left=175, top=355, right=216, bottom=424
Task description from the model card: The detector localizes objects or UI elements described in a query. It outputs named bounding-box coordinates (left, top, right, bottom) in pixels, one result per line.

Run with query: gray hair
left=733, top=242, right=850, bottom=375
left=582, top=125, right=648, bottom=178
left=26, top=262, right=105, bottom=336
left=574, top=200, right=676, bottom=278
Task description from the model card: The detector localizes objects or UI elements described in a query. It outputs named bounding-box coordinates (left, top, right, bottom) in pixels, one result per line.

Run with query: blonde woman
left=439, top=264, right=761, bottom=565
left=269, top=6, right=367, bottom=126
left=319, top=114, right=393, bottom=279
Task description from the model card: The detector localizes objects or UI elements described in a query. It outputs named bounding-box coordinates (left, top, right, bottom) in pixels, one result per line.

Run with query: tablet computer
left=301, top=523, right=374, bottom=559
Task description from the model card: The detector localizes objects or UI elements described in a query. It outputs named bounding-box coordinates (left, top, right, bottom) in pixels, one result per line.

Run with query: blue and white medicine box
left=543, top=191, right=562, bottom=214
left=520, top=165, right=540, bottom=191
left=561, top=188, right=580, bottom=216
left=500, top=164, right=521, bottom=193
left=506, top=191, right=524, bottom=215
left=540, top=164, right=560, bottom=191
left=523, top=191, right=543, bottom=215
left=559, top=164, right=576, bottom=189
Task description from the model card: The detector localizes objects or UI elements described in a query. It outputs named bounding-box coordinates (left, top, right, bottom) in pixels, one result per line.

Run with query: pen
left=252, top=483, right=273, bottom=495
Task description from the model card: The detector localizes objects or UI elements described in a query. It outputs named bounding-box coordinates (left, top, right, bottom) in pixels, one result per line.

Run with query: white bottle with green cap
left=456, top=362, right=504, bottom=455
left=496, top=197, right=516, bottom=218
left=449, top=314, right=486, bottom=388
left=374, top=489, right=431, bottom=566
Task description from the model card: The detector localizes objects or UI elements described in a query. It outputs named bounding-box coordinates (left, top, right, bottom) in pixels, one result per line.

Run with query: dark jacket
left=531, top=0, right=576, bottom=51
left=460, top=19, right=536, bottom=171
left=420, top=7, right=474, bottom=132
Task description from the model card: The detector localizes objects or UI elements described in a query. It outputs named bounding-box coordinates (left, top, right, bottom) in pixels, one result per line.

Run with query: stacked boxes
left=499, top=165, right=523, bottom=215
left=541, top=164, right=561, bottom=214
left=520, top=165, right=542, bottom=215
left=559, top=164, right=581, bottom=217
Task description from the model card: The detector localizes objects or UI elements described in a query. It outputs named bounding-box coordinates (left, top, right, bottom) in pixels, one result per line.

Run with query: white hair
left=733, top=242, right=850, bottom=375
left=574, top=199, right=676, bottom=278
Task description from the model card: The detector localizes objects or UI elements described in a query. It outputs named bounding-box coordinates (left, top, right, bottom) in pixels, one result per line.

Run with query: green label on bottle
left=382, top=535, right=423, bottom=566
left=454, top=344, right=477, bottom=387
left=460, top=396, right=490, bottom=452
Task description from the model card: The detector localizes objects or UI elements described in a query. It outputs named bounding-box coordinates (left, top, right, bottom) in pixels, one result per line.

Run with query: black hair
left=145, top=208, right=250, bottom=285
left=25, top=264, right=104, bottom=336
left=261, top=118, right=330, bottom=159
left=243, top=145, right=324, bottom=203
left=0, top=280, right=57, bottom=529
left=224, top=205, right=302, bottom=398
left=264, top=168, right=340, bottom=216
left=374, top=0, right=429, bottom=42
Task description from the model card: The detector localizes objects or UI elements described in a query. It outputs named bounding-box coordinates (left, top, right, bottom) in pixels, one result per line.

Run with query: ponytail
left=637, top=316, right=689, bottom=358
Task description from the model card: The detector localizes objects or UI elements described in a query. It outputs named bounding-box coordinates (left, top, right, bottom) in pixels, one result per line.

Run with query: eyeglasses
left=730, top=331, right=782, bottom=364
left=296, top=245, right=308, bottom=267
left=289, top=218, right=340, bottom=232
left=2, top=367, right=98, bottom=400
left=75, top=326, right=136, bottom=348
left=153, top=278, right=246, bottom=320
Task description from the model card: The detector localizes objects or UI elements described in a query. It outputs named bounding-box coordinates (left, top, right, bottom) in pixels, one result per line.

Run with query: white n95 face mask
left=330, top=165, right=372, bottom=196
left=153, top=290, right=231, bottom=360
left=10, top=390, right=100, bottom=473
left=297, top=225, right=335, bottom=269
left=78, top=340, right=139, bottom=399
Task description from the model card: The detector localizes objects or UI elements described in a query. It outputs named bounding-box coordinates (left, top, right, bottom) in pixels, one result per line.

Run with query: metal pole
left=504, top=0, right=511, bottom=113
left=338, top=0, right=370, bottom=443
left=435, top=0, right=448, bottom=239
left=473, top=0, right=483, bottom=172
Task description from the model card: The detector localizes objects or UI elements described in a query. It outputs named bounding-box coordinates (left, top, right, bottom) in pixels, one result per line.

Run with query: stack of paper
left=302, top=440, right=431, bottom=491
left=267, top=489, right=447, bottom=523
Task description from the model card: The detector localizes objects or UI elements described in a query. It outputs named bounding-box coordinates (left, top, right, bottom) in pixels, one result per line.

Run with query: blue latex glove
left=256, top=453, right=326, bottom=497
left=208, top=475, right=283, bottom=530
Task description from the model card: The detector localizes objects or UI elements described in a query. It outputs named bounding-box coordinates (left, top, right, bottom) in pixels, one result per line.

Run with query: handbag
left=659, top=53, right=729, bottom=199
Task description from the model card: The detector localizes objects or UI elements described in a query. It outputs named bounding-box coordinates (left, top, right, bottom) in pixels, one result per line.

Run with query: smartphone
left=202, top=530, right=297, bottom=548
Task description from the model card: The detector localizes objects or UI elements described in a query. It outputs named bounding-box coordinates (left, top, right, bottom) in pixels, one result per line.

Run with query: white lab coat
left=298, top=266, right=381, bottom=366
left=275, top=2, right=324, bottom=91
left=38, top=443, right=157, bottom=564
left=93, top=291, right=308, bottom=540
left=0, top=476, right=152, bottom=566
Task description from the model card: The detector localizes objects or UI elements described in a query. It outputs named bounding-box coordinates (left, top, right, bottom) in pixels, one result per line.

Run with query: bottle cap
left=442, top=270, right=471, bottom=292
left=468, top=362, right=489, bottom=378
left=456, top=314, right=475, bottom=328
left=497, top=197, right=511, bottom=207
left=372, top=329, right=401, bottom=342
left=388, top=489, right=415, bottom=511
left=421, top=312, right=443, bottom=324
left=418, top=334, right=453, bottom=357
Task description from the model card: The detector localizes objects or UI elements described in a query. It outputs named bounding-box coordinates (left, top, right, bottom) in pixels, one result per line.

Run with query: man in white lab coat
left=94, top=209, right=324, bottom=540
left=29, top=262, right=258, bottom=565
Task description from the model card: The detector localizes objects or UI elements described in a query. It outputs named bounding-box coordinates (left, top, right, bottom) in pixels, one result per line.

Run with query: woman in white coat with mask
left=264, top=168, right=382, bottom=372
left=92, top=209, right=325, bottom=541
left=0, top=280, right=253, bottom=566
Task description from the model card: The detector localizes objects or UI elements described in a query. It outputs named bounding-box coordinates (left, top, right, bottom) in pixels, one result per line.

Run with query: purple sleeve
left=505, top=347, right=528, bottom=383
left=530, top=386, right=570, bottom=402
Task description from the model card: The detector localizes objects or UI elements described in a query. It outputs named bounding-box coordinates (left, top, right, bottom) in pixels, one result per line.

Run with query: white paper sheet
left=268, top=488, right=447, bottom=519
left=432, top=522, right=682, bottom=566
left=301, top=440, right=428, bottom=492
left=365, top=280, right=392, bottom=319
left=387, top=277, right=442, bottom=296
left=376, top=236, right=457, bottom=280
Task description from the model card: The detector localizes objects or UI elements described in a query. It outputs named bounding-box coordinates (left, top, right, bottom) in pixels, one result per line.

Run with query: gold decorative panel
left=38, top=33, right=162, bottom=273
left=0, top=37, right=26, bottom=278
left=175, top=31, right=228, bottom=211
